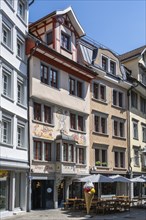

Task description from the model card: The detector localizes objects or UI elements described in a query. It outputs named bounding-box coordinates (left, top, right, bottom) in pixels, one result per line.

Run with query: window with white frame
left=1, top=114, right=12, bottom=145
left=140, top=96, right=146, bottom=114
left=33, top=140, right=52, bottom=161
left=142, top=124, right=146, bottom=142
left=93, top=82, right=106, bottom=102
left=113, top=117, right=125, bottom=138
left=69, top=77, right=84, bottom=98
left=70, top=112, right=85, bottom=132
left=133, top=120, right=138, bottom=139
left=110, top=60, right=116, bottom=75
left=94, top=112, right=108, bottom=134
left=17, top=0, right=26, bottom=21
left=113, top=90, right=124, bottom=108
left=114, top=148, right=125, bottom=168
left=95, top=145, right=108, bottom=167
left=76, top=147, right=86, bottom=164
left=133, top=147, right=140, bottom=166
left=17, top=34, right=24, bottom=59
left=63, top=143, right=74, bottom=162
left=17, top=121, right=25, bottom=148
left=2, top=66, right=12, bottom=98
left=131, top=91, right=138, bottom=109
left=2, top=17, right=12, bottom=49
left=102, top=56, right=108, bottom=71
left=17, top=76, right=25, bottom=105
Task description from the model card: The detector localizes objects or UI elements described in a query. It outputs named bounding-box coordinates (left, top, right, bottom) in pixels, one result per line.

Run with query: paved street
left=2, top=207, right=146, bottom=220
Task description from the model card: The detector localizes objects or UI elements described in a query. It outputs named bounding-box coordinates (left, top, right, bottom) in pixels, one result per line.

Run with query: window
left=44, top=142, right=51, bottom=161
left=70, top=113, right=85, bottom=132
left=142, top=125, right=146, bottom=142
left=18, top=0, right=25, bottom=21
left=33, top=140, right=42, bottom=160
left=17, top=36, right=24, bottom=59
left=133, top=121, right=138, bottom=139
left=95, top=147, right=107, bottom=167
left=76, top=147, right=86, bottom=164
left=17, top=122, right=25, bottom=148
left=6, top=0, right=13, bottom=6
left=50, top=68, right=58, bottom=88
left=114, top=150, right=125, bottom=168
left=17, top=78, right=25, bottom=105
left=93, top=82, right=106, bottom=101
left=46, top=31, right=53, bottom=45
left=63, top=143, right=74, bottom=162
left=41, top=64, right=48, bottom=84
left=1, top=114, right=12, bottom=145
left=2, top=66, right=11, bottom=98
left=140, top=97, right=146, bottom=114
left=56, top=143, right=60, bottom=161
left=131, top=91, right=138, bottom=108
left=33, top=103, right=53, bottom=124
left=110, top=61, right=116, bottom=75
left=102, top=56, right=108, bottom=71
left=61, top=32, right=70, bottom=51
left=33, top=140, right=52, bottom=161
left=140, top=71, right=146, bottom=86
left=2, top=18, right=12, bottom=49
left=69, top=78, right=75, bottom=95
left=113, top=118, right=125, bottom=138
left=34, top=102, right=41, bottom=121
left=44, top=106, right=51, bottom=124
left=94, top=113, right=107, bottom=134
left=133, top=148, right=140, bottom=166
left=40, top=64, right=58, bottom=88
left=69, top=77, right=83, bottom=98
left=113, top=90, right=124, bottom=108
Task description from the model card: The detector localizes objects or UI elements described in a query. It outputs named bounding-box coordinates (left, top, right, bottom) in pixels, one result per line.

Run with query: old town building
left=0, top=0, right=29, bottom=217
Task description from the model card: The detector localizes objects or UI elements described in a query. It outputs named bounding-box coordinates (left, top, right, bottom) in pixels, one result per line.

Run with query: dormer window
left=102, top=57, right=108, bottom=71
left=110, top=61, right=116, bottom=75
left=61, top=31, right=71, bottom=51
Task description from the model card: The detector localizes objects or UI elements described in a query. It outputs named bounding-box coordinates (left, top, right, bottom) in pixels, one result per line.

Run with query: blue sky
left=29, top=0, right=146, bottom=54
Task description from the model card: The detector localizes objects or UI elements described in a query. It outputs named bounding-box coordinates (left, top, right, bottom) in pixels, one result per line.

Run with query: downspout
left=127, top=83, right=139, bottom=198
left=27, top=40, right=40, bottom=212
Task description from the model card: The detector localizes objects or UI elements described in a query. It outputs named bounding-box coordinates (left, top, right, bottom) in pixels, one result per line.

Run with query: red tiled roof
left=119, top=45, right=146, bottom=62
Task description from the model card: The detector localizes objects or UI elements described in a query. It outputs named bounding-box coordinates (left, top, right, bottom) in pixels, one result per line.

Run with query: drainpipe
left=27, top=40, right=40, bottom=212
left=127, top=81, right=139, bottom=198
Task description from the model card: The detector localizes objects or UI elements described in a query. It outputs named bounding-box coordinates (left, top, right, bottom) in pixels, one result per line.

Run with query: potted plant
left=102, top=162, right=107, bottom=167
left=95, top=161, right=101, bottom=166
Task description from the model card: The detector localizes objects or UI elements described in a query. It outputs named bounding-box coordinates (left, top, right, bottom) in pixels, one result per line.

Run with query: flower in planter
left=95, top=161, right=101, bottom=166
left=102, top=162, right=107, bottom=166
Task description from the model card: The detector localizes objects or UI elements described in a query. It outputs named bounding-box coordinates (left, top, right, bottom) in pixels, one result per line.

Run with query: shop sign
left=62, top=165, right=76, bottom=174
left=0, top=170, right=8, bottom=177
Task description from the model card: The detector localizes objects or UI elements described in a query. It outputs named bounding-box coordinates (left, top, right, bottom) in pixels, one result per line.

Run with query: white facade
left=0, top=0, right=29, bottom=218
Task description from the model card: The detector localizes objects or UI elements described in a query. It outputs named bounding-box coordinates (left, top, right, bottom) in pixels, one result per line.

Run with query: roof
left=29, top=6, right=85, bottom=37
left=119, top=45, right=146, bottom=62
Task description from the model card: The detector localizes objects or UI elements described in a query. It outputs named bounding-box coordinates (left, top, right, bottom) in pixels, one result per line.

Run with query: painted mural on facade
left=56, top=107, right=68, bottom=134
left=33, top=124, right=53, bottom=139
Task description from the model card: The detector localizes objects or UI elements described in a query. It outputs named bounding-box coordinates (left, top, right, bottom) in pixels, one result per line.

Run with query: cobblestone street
left=2, top=208, right=146, bottom=220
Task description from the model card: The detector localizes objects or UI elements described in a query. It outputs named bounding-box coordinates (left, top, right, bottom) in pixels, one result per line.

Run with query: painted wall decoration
left=33, top=124, right=53, bottom=140
left=56, top=107, right=68, bottom=134
left=72, top=133, right=86, bottom=145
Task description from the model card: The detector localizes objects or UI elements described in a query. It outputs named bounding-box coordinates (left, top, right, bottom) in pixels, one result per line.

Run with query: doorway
left=31, top=180, right=54, bottom=210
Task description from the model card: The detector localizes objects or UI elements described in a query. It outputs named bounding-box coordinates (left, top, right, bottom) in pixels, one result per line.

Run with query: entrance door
left=31, top=180, right=54, bottom=210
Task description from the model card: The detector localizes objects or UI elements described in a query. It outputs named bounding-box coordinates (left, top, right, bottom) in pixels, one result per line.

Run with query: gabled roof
left=119, top=45, right=146, bottom=62
left=29, top=6, right=85, bottom=37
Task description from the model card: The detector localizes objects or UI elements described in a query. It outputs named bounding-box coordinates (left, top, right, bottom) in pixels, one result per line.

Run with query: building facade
left=26, top=7, right=96, bottom=209
left=0, top=0, right=29, bottom=217
left=119, top=46, right=146, bottom=197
